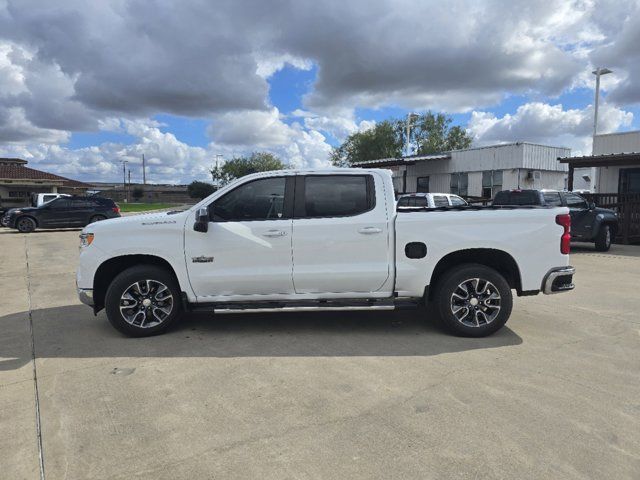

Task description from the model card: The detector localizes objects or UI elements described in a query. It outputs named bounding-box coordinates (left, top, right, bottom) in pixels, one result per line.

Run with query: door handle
left=262, top=230, right=287, bottom=237
left=358, top=227, right=382, bottom=234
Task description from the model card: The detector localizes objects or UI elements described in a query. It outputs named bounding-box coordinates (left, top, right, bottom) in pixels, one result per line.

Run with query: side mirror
left=193, top=207, right=209, bottom=233
left=589, top=202, right=596, bottom=210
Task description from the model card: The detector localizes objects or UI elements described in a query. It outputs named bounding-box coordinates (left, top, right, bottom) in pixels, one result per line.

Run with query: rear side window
left=433, top=195, right=449, bottom=207
left=542, top=192, right=562, bottom=206
left=214, top=177, right=286, bottom=221
left=42, top=195, right=57, bottom=203
left=302, top=175, right=372, bottom=218
left=397, top=197, right=409, bottom=207
left=565, top=193, right=588, bottom=209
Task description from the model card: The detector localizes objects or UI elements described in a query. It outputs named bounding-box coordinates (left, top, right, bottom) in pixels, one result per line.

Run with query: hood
left=84, top=209, right=190, bottom=233
left=9, top=206, right=37, bottom=215
left=594, top=207, right=617, bottom=216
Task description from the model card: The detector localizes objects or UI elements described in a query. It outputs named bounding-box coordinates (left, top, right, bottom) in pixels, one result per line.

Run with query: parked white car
left=397, top=192, right=468, bottom=208
left=77, top=169, right=575, bottom=338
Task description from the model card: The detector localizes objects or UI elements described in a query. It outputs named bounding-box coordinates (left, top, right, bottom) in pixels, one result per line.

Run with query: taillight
left=556, top=214, right=571, bottom=254
left=113, top=204, right=120, bottom=214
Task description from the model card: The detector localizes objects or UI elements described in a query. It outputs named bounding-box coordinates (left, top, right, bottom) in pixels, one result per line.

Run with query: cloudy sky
left=0, top=0, right=639, bottom=184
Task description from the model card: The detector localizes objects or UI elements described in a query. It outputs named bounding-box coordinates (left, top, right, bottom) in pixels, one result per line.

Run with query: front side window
left=49, top=199, right=71, bottom=209
left=565, top=193, right=588, bottom=209
left=213, top=177, right=286, bottom=221
left=303, top=175, right=371, bottom=217
left=450, top=196, right=467, bottom=206
left=543, top=192, right=562, bottom=206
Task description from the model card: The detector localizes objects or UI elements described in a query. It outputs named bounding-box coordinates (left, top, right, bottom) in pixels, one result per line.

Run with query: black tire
left=594, top=224, right=612, bottom=252
left=16, top=216, right=36, bottom=233
left=89, top=214, right=107, bottom=224
left=105, top=265, right=182, bottom=337
left=433, top=263, right=513, bottom=337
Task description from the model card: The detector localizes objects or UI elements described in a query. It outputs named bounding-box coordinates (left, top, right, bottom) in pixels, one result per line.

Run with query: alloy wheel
left=450, top=278, right=501, bottom=327
left=119, top=280, right=174, bottom=328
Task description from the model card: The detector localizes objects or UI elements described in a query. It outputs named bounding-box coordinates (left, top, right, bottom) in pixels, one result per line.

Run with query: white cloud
left=468, top=102, right=634, bottom=155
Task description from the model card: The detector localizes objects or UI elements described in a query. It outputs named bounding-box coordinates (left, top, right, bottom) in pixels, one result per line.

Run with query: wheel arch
left=93, top=254, right=181, bottom=312
left=427, top=248, right=523, bottom=300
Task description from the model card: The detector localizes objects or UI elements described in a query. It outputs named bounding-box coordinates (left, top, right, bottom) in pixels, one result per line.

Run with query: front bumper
left=542, top=266, right=575, bottom=294
left=77, top=288, right=94, bottom=307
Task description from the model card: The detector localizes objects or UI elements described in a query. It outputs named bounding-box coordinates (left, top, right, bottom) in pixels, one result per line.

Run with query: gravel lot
left=1, top=227, right=639, bottom=479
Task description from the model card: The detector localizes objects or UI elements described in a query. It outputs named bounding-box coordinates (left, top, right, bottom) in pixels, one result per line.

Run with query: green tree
left=412, top=112, right=472, bottom=155
left=132, top=187, right=144, bottom=201
left=331, top=112, right=472, bottom=166
left=187, top=180, right=216, bottom=199
left=211, top=152, right=287, bottom=186
left=330, top=120, right=403, bottom=167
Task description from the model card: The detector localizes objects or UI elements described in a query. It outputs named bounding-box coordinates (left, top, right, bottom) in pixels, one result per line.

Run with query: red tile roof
left=0, top=163, right=91, bottom=188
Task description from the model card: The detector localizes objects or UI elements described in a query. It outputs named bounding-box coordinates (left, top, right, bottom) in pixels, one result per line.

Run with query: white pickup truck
left=77, top=168, right=575, bottom=338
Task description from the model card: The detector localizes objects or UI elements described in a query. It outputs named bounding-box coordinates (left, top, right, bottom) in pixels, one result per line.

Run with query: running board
left=188, top=297, right=420, bottom=314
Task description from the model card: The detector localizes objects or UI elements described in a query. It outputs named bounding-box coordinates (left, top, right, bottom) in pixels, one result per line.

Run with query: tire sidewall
left=434, top=263, right=513, bottom=337
left=595, top=225, right=611, bottom=251
left=105, top=265, right=182, bottom=337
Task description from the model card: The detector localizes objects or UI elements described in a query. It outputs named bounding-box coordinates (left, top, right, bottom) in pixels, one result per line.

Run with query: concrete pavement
left=1, top=228, right=639, bottom=479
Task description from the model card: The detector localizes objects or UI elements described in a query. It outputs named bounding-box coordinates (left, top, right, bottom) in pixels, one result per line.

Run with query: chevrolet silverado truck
left=77, top=169, right=575, bottom=338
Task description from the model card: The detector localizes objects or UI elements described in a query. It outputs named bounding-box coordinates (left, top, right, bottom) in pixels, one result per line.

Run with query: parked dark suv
left=5, top=196, right=121, bottom=233
left=492, top=189, right=618, bottom=251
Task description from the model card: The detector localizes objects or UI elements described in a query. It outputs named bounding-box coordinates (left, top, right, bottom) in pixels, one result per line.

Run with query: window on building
left=416, top=177, right=430, bottom=193
left=450, top=173, right=468, bottom=196
left=619, top=168, right=640, bottom=194
left=482, top=170, right=504, bottom=198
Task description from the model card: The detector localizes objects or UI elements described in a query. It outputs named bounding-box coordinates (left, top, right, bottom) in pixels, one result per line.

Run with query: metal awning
left=354, top=153, right=451, bottom=168
left=558, top=152, right=640, bottom=168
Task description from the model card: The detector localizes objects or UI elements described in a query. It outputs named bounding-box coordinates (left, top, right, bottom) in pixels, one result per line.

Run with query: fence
left=582, top=193, right=640, bottom=244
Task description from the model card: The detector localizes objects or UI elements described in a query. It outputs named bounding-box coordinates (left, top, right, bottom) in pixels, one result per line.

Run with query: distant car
left=397, top=193, right=468, bottom=208
left=1, top=193, right=70, bottom=227
left=5, top=196, right=121, bottom=233
left=492, top=189, right=618, bottom=251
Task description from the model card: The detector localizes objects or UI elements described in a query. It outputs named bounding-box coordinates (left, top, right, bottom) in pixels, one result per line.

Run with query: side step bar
left=187, top=297, right=420, bottom=314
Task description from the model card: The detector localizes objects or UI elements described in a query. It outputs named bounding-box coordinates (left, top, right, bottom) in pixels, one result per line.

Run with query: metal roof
left=558, top=152, right=640, bottom=168
left=354, top=153, right=451, bottom=168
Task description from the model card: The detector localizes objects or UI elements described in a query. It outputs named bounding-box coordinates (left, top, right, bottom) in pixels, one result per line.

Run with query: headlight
left=79, top=232, right=94, bottom=247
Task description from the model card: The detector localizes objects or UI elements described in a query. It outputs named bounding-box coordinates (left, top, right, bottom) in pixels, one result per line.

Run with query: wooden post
left=567, top=164, right=574, bottom=191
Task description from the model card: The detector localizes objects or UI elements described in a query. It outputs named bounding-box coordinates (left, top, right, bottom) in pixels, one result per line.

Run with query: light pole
left=405, top=112, right=419, bottom=157
left=121, top=160, right=128, bottom=203
left=591, top=67, right=612, bottom=192
left=592, top=67, right=612, bottom=140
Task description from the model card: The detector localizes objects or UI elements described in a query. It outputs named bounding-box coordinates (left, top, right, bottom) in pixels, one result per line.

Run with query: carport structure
left=559, top=152, right=640, bottom=243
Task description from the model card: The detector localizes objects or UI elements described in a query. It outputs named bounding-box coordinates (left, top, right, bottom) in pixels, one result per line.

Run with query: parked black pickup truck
left=492, top=189, right=618, bottom=251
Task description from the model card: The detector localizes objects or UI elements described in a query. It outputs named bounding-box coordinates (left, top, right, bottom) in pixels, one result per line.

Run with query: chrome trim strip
left=543, top=266, right=575, bottom=295
left=215, top=305, right=395, bottom=314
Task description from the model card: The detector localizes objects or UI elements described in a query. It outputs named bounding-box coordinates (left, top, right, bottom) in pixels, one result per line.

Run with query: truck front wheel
left=433, top=264, right=513, bottom=337
left=105, top=265, right=182, bottom=337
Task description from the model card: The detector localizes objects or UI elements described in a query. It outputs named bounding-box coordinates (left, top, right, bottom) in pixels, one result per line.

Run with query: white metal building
left=355, top=142, right=571, bottom=198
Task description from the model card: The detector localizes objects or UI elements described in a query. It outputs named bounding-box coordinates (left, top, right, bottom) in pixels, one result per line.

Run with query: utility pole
left=405, top=113, right=419, bottom=157
left=142, top=153, right=147, bottom=185
left=121, top=160, right=128, bottom=203
left=128, top=169, right=131, bottom=203
left=591, top=67, right=612, bottom=193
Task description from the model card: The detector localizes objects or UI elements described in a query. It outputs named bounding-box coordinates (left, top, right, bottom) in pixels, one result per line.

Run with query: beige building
left=355, top=142, right=570, bottom=198
left=0, top=157, right=89, bottom=208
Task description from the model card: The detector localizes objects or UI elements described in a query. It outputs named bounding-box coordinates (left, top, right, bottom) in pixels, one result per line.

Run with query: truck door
left=563, top=192, right=592, bottom=239
left=291, top=173, right=391, bottom=295
left=184, top=175, right=295, bottom=299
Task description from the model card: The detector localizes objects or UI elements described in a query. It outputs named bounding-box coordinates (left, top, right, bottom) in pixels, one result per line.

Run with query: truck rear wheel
left=433, top=263, right=512, bottom=337
left=105, top=265, right=182, bottom=337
